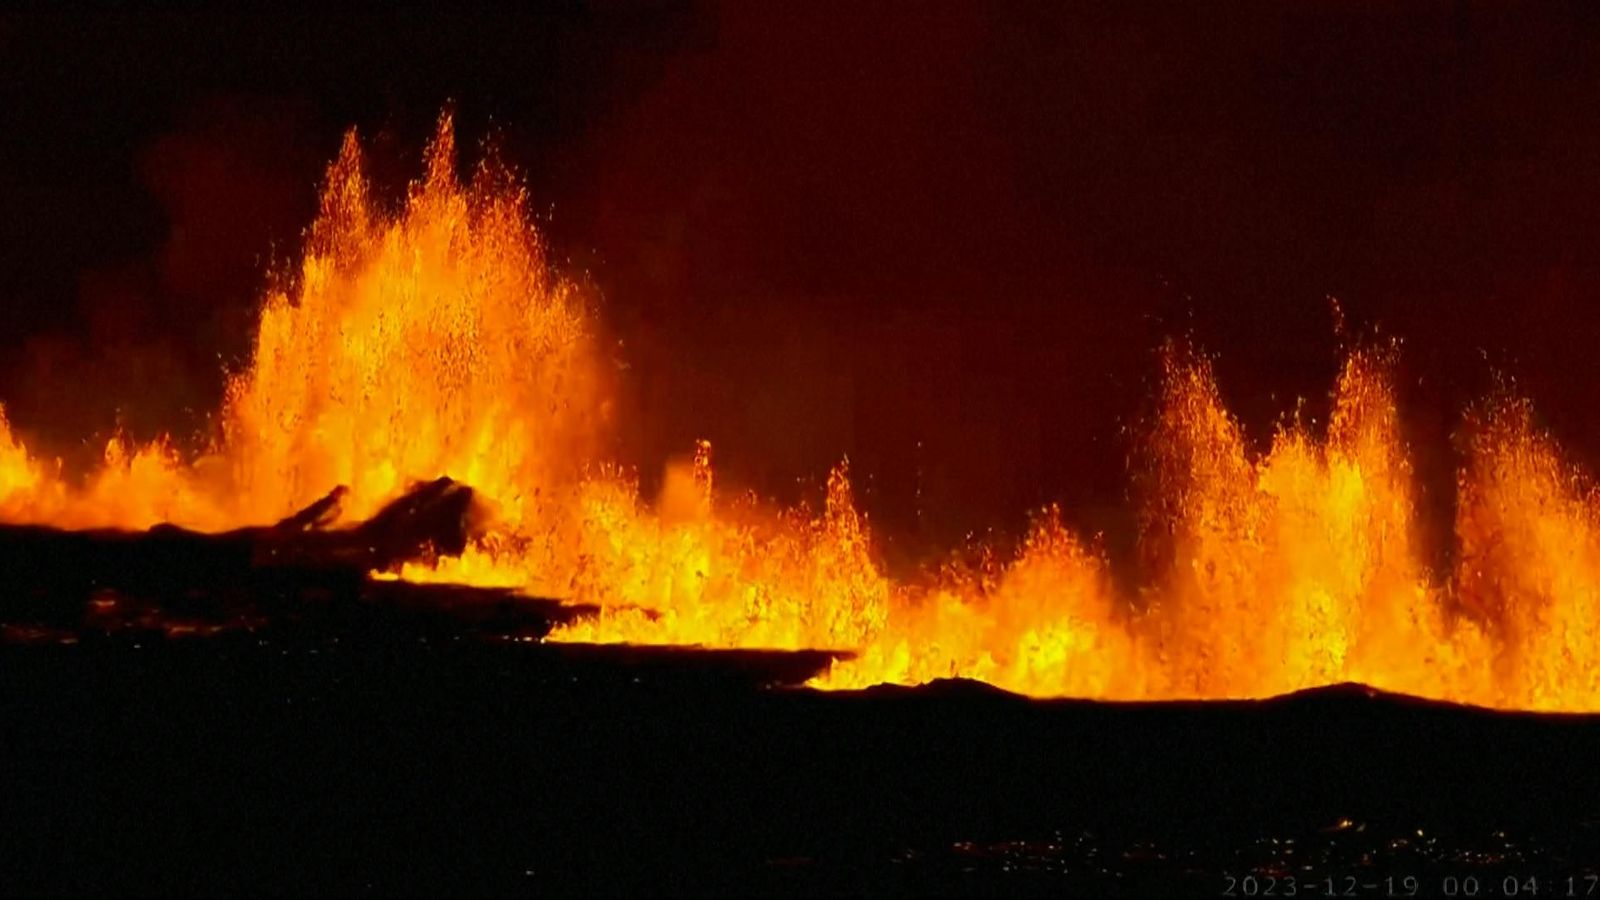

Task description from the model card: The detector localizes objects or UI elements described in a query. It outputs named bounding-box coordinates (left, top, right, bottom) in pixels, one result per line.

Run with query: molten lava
left=1, top=113, right=1598, bottom=711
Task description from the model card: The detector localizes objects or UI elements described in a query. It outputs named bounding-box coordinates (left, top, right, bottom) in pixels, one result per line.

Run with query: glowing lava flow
left=1, top=114, right=1598, bottom=711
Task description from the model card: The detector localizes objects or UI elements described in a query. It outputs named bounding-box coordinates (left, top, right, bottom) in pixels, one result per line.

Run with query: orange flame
left=1, top=114, right=1598, bottom=711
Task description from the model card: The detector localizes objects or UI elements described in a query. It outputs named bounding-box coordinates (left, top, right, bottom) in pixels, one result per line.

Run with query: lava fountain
left=0, top=113, right=1597, bottom=711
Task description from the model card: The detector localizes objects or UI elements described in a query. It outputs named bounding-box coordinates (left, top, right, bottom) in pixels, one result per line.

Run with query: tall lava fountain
left=1, top=113, right=1598, bottom=711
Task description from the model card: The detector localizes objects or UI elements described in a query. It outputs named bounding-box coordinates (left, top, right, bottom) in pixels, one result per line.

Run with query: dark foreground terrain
left=4, top=612, right=1600, bottom=897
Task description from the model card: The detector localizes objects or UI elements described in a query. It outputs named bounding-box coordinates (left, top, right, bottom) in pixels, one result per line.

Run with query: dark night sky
left=2, top=3, right=1600, bottom=563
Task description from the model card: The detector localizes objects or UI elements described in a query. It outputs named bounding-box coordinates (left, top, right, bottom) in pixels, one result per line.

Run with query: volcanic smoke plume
left=2, top=113, right=1599, bottom=711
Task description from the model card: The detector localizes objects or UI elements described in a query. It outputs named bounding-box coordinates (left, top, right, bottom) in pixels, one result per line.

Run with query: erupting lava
left=2, top=114, right=1598, bottom=711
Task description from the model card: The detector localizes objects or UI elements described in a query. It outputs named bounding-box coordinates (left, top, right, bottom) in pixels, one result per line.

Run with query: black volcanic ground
left=4, top=586, right=1600, bottom=897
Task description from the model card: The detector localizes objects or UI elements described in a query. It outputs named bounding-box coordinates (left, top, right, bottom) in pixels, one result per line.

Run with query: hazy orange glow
left=2, top=113, right=1598, bottom=711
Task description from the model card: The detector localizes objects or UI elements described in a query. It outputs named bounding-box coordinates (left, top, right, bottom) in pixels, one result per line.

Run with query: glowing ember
left=1, top=113, right=1598, bottom=711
